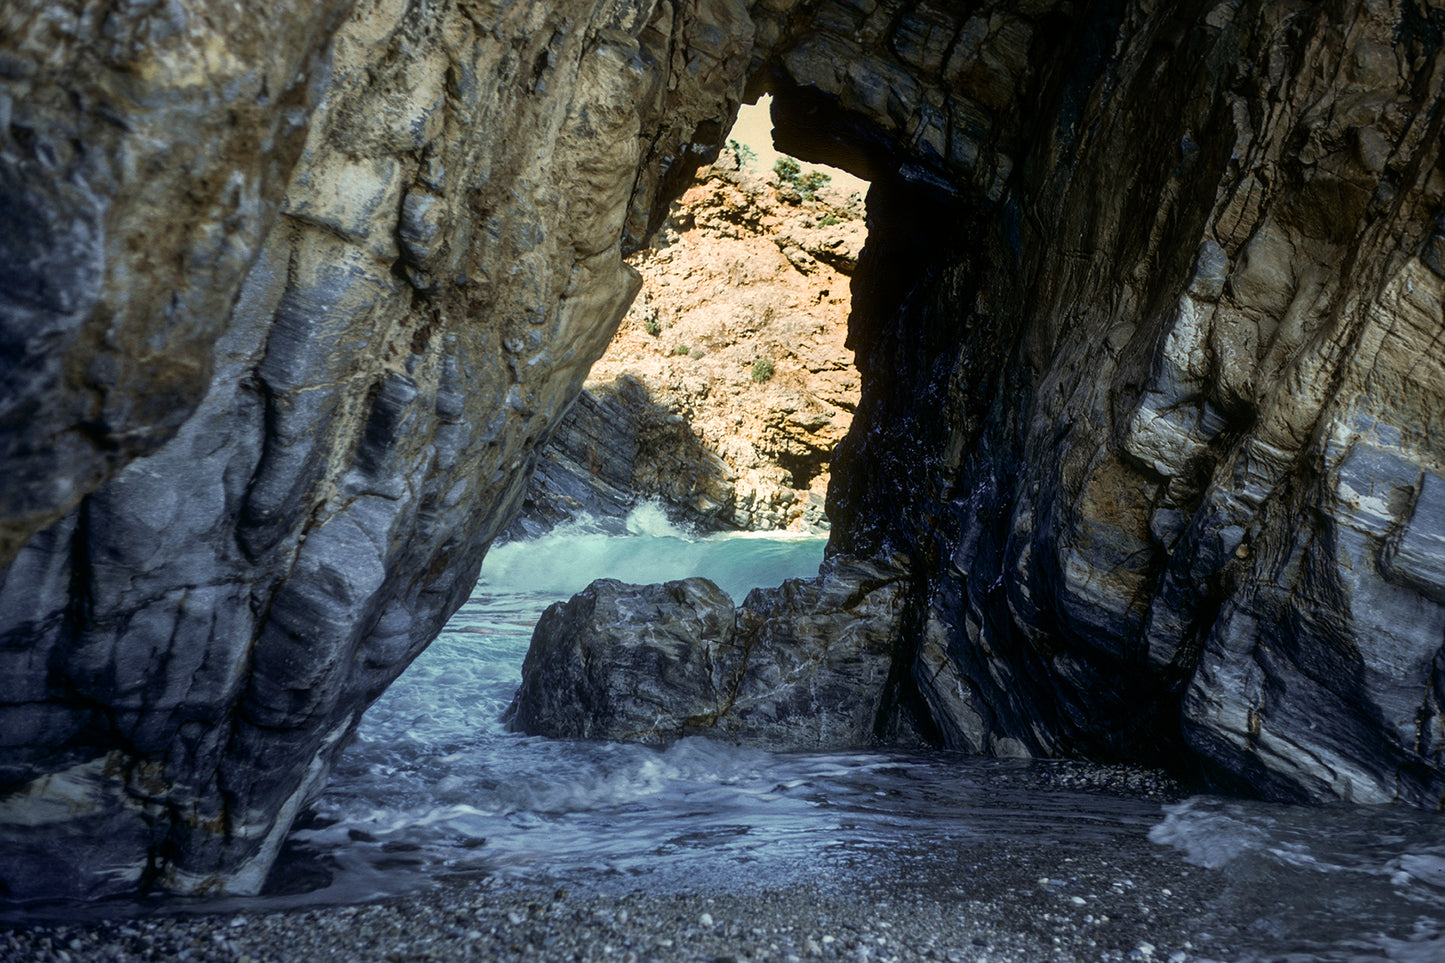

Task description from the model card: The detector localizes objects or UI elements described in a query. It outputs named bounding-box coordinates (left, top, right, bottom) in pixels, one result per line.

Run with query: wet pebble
left=0, top=762, right=1236, bottom=963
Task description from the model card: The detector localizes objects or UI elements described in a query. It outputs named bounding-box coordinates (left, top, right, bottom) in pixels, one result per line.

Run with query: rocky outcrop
left=0, top=0, right=756, bottom=899
left=0, top=1, right=353, bottom=565
left=783, top=1, right=1445, bottom=805
left=523, top=0, right=1445, bottom=810
left=506, top=375, right=737, bottom=540
left=5, top=0, right=1445, bottom=904
left=514, top=156, right=862, bottom=535
left=507, top=555, right=910, bottom=748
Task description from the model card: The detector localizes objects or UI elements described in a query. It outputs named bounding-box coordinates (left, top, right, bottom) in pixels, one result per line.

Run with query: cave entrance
left=581, top=96, right=871, bottom=534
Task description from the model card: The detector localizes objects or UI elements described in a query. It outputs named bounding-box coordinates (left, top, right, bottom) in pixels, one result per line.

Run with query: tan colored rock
left=580, top=160, right=863, bottom=531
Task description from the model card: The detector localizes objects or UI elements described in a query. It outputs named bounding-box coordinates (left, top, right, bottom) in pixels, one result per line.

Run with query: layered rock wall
left=6, top=0, right=1445, bottom=904
left=780, top=0, right=1445, bottom=805
left=519, top=0, right=1445, bottom=811
left=0, top=0, right=353, bottom=564
left=1, top=0, right=755, bottom=898
left=506, top=374, right=738, bottom=539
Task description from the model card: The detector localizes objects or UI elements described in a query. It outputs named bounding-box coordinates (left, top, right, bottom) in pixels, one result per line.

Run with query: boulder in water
left=508, top=555, right=910, bottom=750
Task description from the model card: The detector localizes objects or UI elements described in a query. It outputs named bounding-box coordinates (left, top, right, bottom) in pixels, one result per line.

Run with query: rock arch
left=2, top=0, right=1444, bottom=900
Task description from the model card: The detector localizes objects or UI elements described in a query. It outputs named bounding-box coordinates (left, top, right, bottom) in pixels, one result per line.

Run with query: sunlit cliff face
left=540, top=99, right=867, bottom=536
left=3, top=0, right=1445, bottom=902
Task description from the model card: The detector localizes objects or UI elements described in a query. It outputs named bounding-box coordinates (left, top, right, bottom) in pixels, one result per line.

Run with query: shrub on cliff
left=726, top=138, right=757, bottom=169
left=774, top=157, right=831, bottom=201
left=751, top=357, right=775, bottom=383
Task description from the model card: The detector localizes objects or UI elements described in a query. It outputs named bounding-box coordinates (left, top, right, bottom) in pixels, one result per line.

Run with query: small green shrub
left=674, top=343, right=692, bottom=356
left=727, top=138, right=757, bottom=169
left=773, top=157, right=830, bottom=200
left=751, top=357, right=775, bottom=383
left=643, top=319, right=662, bottom=337
left=798, top=170, right=831, bottom=201
left=818, top=214, right=840, bottom=227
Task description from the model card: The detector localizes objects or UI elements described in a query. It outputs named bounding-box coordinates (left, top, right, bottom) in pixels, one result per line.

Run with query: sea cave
left=4, top=1, right=1445, bottom=958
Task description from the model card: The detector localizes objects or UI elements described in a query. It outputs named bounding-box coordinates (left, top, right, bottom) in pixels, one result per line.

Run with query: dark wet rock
left=508, top=555, right=909, bottom=749
left=0, top=0, right=757, bottom=899
left=539, top=0, right=1445, bottom=812
left=808, top=0, right=1445, bottom=808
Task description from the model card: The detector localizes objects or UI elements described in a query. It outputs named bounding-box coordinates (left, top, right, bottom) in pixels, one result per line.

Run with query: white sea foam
left=480, top=506, right=826, bottom=601
left=297, top=522, right=833, bottom=890
left=1148, top=797, right=1271, bottom=869
left=623, top=501, right=685, bottom=537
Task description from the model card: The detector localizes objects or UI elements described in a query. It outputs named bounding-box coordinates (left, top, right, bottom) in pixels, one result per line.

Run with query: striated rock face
left=0, top=0, right=353, bottom=565
left=788, top=0, right=1445, bottom=805
left=1, top=0, right=756, bottom=899
left=507, top=555, right=910, bottom=748
left=6, top=0, right=1445, bottom=903
left=524, top=0, right=1445, bottom=811
left=506, top=374, right=738, bottom=539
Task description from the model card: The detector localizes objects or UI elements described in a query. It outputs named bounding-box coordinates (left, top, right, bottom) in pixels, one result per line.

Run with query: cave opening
left=514, top=95, right=872, bottom=538
left=2, top=1, right=1441, bottom=942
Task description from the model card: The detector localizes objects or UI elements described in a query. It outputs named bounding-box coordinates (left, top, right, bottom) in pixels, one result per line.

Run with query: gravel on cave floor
left=1, top=765, right=1254, bottom=962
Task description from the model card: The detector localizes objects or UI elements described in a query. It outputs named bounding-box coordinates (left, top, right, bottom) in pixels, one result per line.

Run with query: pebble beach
left=0, top=863, right=1216, bottom=963
left=2, top=765, right=1246, bottom=963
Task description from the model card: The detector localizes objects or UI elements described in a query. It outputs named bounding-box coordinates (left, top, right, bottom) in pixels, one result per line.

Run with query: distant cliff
left=511, top=155, right=863, bottom=537
left=4, top=0, right=1445, bottom=902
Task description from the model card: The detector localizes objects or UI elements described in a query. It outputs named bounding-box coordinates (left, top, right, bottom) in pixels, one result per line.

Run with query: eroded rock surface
left=508, top=555, right=909, bottom=748
left=524, top=0, right=1445, bottom=810
left=1, top=0, right=756, bottom=899
left=506, top=374, right=738, bottom=539
left=6, top=0, right=1445, bottom=905
left=0, top=0, right=352, bottom=564
left=793, top=0, right=1445, bottom=806
left=514, top=155, right=862, bottom=535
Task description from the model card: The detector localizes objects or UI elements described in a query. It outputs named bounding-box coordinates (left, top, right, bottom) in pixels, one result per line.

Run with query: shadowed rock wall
left=517, top=0, right=1445, bottom=810
left=505, top=375, right=738, bottom=539
left=766, top=0, right=1445, bottom=805
left=5, top=0, right=1445, bottom=903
